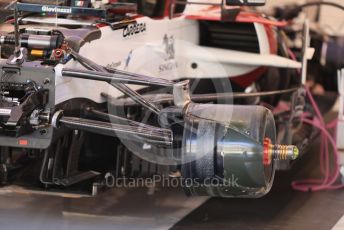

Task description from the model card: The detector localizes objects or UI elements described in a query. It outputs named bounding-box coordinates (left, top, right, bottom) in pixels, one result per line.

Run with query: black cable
left=299, top=1, right=344, bottom=11
left=194, top=87, right=299, bottom=100
left=278, top=1, right=344, bottom=20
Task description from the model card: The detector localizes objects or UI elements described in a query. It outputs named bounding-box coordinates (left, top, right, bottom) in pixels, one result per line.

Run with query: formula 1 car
left=0, top=0, right=311, bottom=198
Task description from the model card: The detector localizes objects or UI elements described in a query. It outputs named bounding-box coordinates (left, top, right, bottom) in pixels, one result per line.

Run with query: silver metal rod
left=62, top=68, right=174, bottom=87
left=59, top=116, right=173, bottom=146
left=191, top=88, right=299, bottom=100
left=70, top=50, right=160, bottom=115
left=104, top=66, right=174, bottom=86
left=88, top=109, right=169, bottom=133
left=13, top=1, right=20, bottom=57
left=70, top=50, right=105, bottom=72
left=102, top=88, right=299, bottom=107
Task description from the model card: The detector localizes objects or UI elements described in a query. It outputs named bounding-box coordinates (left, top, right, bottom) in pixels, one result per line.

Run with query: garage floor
left=0, top=134, right=343, bottom=230
left=0, top=187, right=208, bottom=230
left=173, top=119, right=344, bottom=230
left=173, top=156, right=344, bottom=230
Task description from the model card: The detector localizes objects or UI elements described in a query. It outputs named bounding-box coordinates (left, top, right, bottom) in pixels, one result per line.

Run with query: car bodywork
left=0, top=0, right=309, bottom=198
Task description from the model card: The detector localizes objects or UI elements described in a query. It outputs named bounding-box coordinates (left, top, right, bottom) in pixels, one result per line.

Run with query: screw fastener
left=263, top=138, right=299, bottom=165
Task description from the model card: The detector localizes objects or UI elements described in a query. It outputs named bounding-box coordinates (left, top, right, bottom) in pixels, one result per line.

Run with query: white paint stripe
left=332, top=215, right=344, bottom=230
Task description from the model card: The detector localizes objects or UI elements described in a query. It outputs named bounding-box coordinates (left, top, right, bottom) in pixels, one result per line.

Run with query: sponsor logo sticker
left=123, top=22, right=146, bottom=38
left=41, top=6, right=72, bottom=14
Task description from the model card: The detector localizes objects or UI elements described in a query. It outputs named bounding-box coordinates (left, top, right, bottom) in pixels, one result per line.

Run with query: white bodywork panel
left=54, top=16, right=301, bottom=104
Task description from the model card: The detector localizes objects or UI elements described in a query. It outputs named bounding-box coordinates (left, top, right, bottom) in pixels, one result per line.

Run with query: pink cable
left=319, top=132, right=326, bottom=175
left=287, top=48, right=301, bottom=75
left=286, top=47, right=343, bottom=191
left=305, top=87, right=325, bottom=125
left=327, top=118, right=338, bottom=129
left=291, top=118, right=340, bottom=191
left=305, top=88, right=329, bottom=185
left=291, top=89, right=343, bottom=191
